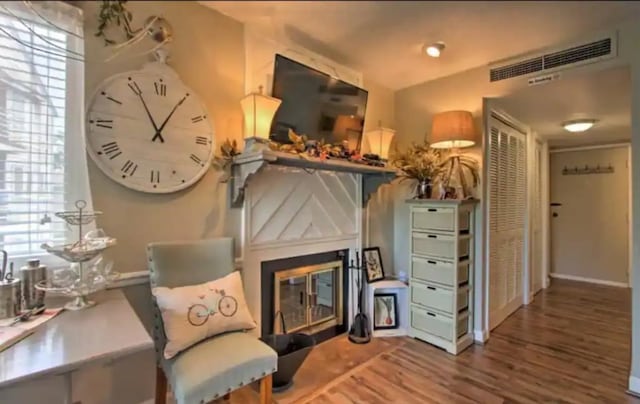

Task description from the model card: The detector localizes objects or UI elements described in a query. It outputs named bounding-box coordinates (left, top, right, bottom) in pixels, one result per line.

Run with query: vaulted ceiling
left=202, top=1, right=640, bottom=90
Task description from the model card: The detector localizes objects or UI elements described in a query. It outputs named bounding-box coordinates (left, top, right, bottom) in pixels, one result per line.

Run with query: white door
left=487, top=112, right=527, bottom=330
left=531, top=141, right=544, bottom=294
left=550, top=147, right=629, bottom=285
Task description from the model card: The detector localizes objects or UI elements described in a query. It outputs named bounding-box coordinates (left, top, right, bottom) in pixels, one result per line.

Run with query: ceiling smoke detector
left=562, top=119, right=597, bottom=133
left=425, top=42, right=445, bottom=58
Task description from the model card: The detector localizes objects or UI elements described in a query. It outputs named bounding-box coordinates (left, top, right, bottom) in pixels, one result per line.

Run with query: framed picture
left=373, top=293, right=398, bottom=330
left=363, top=247, right=385, bottom=283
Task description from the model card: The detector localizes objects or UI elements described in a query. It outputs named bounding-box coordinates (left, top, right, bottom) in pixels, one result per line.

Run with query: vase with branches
left=392, top=141, right=444, bottom=199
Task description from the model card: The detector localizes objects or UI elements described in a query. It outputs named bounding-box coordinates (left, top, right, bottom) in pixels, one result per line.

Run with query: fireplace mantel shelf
left=230, top=149, right=396, bottom=207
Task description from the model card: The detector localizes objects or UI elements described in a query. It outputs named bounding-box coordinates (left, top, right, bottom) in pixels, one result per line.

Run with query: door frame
left=482, top=101, right=532, bottom=335
left=528, top=135, right=548, bottom=299
left=548, top=142, right=632, bottom=287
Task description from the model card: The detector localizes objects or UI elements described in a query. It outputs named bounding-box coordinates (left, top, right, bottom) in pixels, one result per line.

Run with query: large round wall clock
left=86, top=63, right=214, bottom=193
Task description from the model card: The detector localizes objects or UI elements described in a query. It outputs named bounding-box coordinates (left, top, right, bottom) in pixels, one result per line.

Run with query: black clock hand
left=137, top=93, right=160, bottom=138
left=152, top=96, right=187, bottom=142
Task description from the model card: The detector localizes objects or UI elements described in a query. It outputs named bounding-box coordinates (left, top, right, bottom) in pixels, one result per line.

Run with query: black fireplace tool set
left=348, top=249, right=371, bottom=344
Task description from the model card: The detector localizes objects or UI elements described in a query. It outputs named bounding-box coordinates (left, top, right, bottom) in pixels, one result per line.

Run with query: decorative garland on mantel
left=212, top=129, right=386, bottom=182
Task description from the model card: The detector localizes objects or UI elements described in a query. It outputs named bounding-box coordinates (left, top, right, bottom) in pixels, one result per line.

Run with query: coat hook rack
left=562, top=164, right=614, bottom=175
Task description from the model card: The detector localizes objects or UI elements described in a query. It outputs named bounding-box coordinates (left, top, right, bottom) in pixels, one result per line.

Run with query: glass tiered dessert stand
left=37, top=200, right=118, bottom=310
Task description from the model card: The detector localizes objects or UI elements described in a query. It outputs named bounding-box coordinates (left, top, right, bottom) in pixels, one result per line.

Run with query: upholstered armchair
left=147, top=238, right=277, bottom=404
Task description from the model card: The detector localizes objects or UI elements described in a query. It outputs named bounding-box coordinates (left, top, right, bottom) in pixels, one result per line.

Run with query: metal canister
left=20, top=259, right=47, bottom=310
left=0, top=258, right=21, bottom=320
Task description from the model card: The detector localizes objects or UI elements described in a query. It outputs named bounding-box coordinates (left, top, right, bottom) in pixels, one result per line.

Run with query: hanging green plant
left=95, top=0, right=135, bottom=45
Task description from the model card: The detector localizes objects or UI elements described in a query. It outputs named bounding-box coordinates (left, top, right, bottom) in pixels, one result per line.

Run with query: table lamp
left=363, top=123, right=396, bottom=163
left=241, top=86, right=282, bottom=151
left=429, top=110, right=477, bottom=198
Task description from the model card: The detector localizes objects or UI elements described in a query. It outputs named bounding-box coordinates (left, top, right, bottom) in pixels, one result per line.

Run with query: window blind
left=0, top=1, right=88, bottom=266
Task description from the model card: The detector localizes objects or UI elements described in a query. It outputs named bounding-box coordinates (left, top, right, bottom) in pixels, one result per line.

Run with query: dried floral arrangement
left=392, top=141, right=443, bottom=182
left=211, top=139, right=240, bottom=183
left=268, top=130, right=348, bottom=161
left=392, top=141, right=480, bottom=198
left=439, top=150, right=480, bottom=196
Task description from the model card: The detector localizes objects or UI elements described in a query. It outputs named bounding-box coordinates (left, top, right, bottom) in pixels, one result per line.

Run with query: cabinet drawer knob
left=427, top=286, right=436, bottom=291
left=428, top=208, right=438, bottom=212
left=426, top=312, right=436, bottom=317
left=427, top=235, right=437, bottom=239
left=427, top=260, right=437, bottom=265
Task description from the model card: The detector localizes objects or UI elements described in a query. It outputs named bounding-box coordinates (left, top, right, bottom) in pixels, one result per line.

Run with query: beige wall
left=550, top=147, right=629, bottom=284
left=392, top=18, right=640, bottom=388
left=391, top=22, right=636, bottom=342
left=83, top=1, right=245, bottom=273
left=83, top=1, right=395, bottom=277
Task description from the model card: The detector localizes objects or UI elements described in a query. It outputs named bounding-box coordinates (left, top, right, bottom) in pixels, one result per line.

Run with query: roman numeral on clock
left=121, top=160, right=138, bottom=177
left=191, top=115, right=205, bottom=123
left=127, top=79, right=142, bottom=96
left=150, top=170, right=160, bottom=184
left=101, top=141, right=121, bottom=159
left=154, top=80, right=166, bottom=96
left=195, top=136, right=208, bottom=145
left=101, top=91, right=122, bottom=105
left=190, top=154, right=203, bottom=166
left=95, top=119, right=113, bottom=129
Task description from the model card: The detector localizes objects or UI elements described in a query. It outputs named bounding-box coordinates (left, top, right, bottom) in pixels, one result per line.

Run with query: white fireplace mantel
left=230, top=150, right=396, bottom=208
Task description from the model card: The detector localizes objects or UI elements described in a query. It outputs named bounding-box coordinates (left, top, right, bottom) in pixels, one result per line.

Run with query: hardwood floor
left=230, top=279, right=637, bottom=403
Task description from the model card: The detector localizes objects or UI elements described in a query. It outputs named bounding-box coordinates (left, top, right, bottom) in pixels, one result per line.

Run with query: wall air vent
left=489, top=34, right=616, bottom=83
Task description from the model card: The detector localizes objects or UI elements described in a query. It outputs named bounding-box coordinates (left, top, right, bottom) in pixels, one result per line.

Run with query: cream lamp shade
left=430, top=110, right=476, bottom=149
left=364, top=127, right=396, bottom=160
left=240, top=90, right=282, bottom=140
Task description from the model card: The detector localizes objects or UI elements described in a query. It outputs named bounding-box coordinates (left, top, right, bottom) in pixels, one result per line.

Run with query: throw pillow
left=152, top=271, right=256, bottom=359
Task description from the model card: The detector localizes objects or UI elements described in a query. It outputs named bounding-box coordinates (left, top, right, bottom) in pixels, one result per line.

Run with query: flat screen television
left=270, top=54, right=368, bottom=149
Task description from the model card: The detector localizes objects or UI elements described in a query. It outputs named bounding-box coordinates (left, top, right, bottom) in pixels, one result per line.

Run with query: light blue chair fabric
left=147, top=238, right=277, bottom=404
left=167, top=331, right=276, bottom=403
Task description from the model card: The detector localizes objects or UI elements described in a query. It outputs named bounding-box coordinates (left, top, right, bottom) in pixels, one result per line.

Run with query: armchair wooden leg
left=223, top=393, right=231, bottom=400
left=155, top=367, right=167, bottom=404
left=259, top=374, right=272, bottom=404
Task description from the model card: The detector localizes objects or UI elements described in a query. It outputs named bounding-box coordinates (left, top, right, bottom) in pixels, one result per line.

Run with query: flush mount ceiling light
left=425, top=42, right=445, bottom=58
left=562, top=119, right=597, bottom=133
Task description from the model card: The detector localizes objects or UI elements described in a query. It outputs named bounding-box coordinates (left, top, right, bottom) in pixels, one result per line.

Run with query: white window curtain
left=0, top=1, right=92, bottom=268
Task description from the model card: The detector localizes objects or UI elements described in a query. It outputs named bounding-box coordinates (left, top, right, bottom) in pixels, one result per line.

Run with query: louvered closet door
left=488, top=114, right=527, bottom=330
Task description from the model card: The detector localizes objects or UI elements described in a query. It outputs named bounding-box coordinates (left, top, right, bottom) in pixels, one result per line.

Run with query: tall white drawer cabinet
left=407, top=199, right=478, bottom=355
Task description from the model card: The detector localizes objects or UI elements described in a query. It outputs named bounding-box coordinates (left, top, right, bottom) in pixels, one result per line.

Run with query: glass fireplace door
left=276, top=274, right=308, bottom=332
left=310, top=269, right=336, bottom=325
left=274, top=261, right=343, bottom=334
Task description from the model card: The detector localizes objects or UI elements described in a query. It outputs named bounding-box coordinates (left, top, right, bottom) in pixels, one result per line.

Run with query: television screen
left=270, top=54, right=368, bottom=149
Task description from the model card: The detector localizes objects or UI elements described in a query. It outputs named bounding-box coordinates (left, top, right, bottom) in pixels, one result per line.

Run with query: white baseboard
left=549, top=273, right=629, bottom=288
left=525, top=291, right=534, bottom=305
left=629, top=375, right=640, bottom=395
left=473, top=329, right=489, bottom=343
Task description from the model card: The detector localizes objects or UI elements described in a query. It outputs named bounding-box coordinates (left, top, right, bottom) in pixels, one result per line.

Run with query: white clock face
left=86, top=65, right=214, bottom=193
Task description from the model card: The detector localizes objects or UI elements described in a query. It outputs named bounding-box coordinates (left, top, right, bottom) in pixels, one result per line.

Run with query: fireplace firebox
left=261, top=250, right=349, bottom=344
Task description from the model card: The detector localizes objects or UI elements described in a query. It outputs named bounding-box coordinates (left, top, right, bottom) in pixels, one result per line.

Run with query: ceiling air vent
left=490, top=57, right=543, bottom=82
left=489, top=33, right=616, bottom=83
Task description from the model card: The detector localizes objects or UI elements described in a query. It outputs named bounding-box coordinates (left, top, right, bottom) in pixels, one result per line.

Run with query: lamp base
left=244, top=136, right=271, bottom=152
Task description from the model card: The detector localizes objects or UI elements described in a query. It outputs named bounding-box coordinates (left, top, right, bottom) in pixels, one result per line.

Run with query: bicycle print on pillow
left=187, top=287, right=239, bottom=326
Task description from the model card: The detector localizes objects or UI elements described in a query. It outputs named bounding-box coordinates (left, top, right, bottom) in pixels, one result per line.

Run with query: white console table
left=0, top=289, right=153, bottom=404
left=366, top=279, right=409, bottom=337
